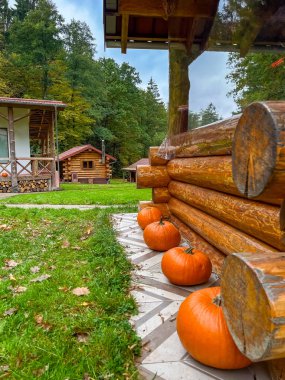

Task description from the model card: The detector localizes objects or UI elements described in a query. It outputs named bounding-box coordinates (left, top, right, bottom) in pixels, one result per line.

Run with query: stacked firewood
left=18, top=179, right=49, bottom=192
left=137, top=102, right=285, bottom=276
left=0, top=180, right=12, bottom=193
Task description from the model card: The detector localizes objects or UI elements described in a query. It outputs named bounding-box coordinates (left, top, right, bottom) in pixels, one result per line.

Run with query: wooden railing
left=0, top=157, right=55, bottom=177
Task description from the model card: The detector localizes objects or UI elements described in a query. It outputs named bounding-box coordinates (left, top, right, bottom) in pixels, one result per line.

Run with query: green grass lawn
left=1, top=180, right=151, bottom=205
left=0, top=205, right=140, bottom=379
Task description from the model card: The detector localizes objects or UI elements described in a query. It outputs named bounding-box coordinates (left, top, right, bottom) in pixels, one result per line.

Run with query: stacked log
left=0, top=180, right=12, bottom=193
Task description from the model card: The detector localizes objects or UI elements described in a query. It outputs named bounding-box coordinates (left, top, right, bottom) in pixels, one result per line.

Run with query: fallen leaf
left=59, top=286, right=69, bottom=292
left=10, top=286, right=27, bottom=293
left=73, top=332, right=89, bottom=343
left=33, top=365, right=49, bottom=377
left=72, top=287, right=90, bottom=296
left=3, top=308, right=17, bottom=316
left=48, top=265, right=56, bottom=270
left=30, top=266, right=40, bottom=274
left=30, top=274, right=51, bottom=283
left=3, top=259, right=18, bottom=270
left=0, top=365, right=9, bottom=372
left=61, top=240, right=70, bottom=248
left=72, top=246, right=81, bottom=250
left=0, top=224, right=12, bottom=231
left=34, top=314, right=52, bottom=331
left=80, top=302, right=91, bottom=307
left=80, top=227, right=94, bottom=241
left=9, top=274, right=16, bottom=281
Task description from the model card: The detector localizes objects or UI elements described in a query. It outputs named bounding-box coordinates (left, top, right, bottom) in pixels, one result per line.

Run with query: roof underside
left=104, top=0, right=285, bottom=56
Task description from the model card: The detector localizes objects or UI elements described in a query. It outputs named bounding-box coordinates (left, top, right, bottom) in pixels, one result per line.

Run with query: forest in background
left=3, top=0, right=281, bottom=173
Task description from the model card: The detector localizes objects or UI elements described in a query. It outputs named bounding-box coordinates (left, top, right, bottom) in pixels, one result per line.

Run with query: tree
left=0, top=0, right=12, bottom=50
left=13, top=0, right=38, bottom=21
left=200, top=103, right=220, bottom=125
left=8, top=0, right=64, bottom=98
left=227, top=52, right=285, bottom=111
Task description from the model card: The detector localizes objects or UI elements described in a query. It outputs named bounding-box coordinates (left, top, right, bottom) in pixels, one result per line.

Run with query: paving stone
left=112, top=213, right=271, bottom=380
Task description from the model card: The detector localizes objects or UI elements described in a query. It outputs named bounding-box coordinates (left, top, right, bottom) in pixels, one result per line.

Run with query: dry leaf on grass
left=3, top=308, right=18, bottom=316
left=61, top=240, right=70, bottom=248
left=30, top=266, right=40, bottom=274
left=9, top=274, right=16, bottom=281
left=73, top=332, right=89, bottom=343
left=10, top=286, right=27, bottom=293
left=80, top=227, right=94, bottom=241
left=58, top=286, right=69, bottom=292
left=34, top=314, right=52, bottom=331
left=0, top=365, right=9, bottom=372
left=2, top=259, right=19, bottom=270
left=72, top=287, right=90, bottom=296
left=30, top=274, right=51, bottom=283
left=0, top=224, right=12, bottom=231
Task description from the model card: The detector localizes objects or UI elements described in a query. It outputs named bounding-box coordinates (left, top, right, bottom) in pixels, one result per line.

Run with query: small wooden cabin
left=122, top=158, right=149, bottom=182
left=59, top=144, right=116, bottom=184
left=0, top=97, right=66, bottom=193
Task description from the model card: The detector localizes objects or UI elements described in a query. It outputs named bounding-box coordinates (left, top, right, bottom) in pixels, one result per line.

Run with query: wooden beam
left=121, top=14, right=129, bottom=54
left=119, top=0, right=217, bottom=18
left=7, top=107, right=18, bottom=192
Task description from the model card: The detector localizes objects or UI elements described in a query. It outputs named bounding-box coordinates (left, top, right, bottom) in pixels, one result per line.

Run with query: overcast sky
left=9, top=0, right=238, bottom=118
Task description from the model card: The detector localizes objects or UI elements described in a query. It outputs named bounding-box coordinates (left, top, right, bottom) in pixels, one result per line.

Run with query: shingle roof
left=59, top=144, right=116, bottom=161
left=0, top=97, right=66, bottom=110
left=123, top=158, right=149, bottom=171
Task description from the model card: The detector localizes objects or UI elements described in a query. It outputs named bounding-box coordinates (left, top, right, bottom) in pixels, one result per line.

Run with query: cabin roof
left=123, top=158, right=149, bottom=171
left=59, top=144, right=116, bottom=162
left=104, top=1, right=285, bottom=56
left=0, top=97, right=67, bottom=110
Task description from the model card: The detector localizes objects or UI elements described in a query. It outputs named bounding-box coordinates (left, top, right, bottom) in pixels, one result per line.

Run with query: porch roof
left=123, top=158, right=149, bottom=172
left=0, top=97, right=67, bottom=110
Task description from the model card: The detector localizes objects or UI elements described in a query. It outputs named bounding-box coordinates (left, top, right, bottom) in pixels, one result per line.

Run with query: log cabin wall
left=62, top=151, right=112, bottom=183
left=138, top=102, right=285, bottom=379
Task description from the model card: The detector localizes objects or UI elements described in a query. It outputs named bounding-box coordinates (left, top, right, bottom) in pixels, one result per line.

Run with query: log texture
left=167, top=156, right=281, bottom=205
left=221, top=252, right=285, bottom=361
left=148, top=147, right=169, bottom=166
left=152, top=187, right=171, bottom=203
left=168, top=197, right=278, bottom=255
left=169, top=181, right=285, bottom=250
left=137, top=165, right=170, bottom=188
left=138, top=201, right=170, bottom=218
left=170, top=215, right=226, bottom=276
left=169, top=115, right=240, bottom=157
left=233, top=101, right=285, bottom=199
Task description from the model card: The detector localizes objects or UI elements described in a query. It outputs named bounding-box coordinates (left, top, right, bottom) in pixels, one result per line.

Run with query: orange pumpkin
left=1, top=172, right=8, bottom=177
left=143, top=220, right=181, bottom=251
left=137, top=207, right=162, bottom=230
left=177, top=287, right=251, bottom=369
left=161, top=246, right=212, bottom=285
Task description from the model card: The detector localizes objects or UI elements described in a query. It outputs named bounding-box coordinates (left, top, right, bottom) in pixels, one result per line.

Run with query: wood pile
left=18, top=179, right=49, bottom=192
left=0, top=180, right=12, bottom=193
left=137, top=101, right=285, bottom=378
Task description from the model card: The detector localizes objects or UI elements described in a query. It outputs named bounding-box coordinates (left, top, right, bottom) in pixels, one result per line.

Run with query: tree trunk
left=233, top=101, right=285, bottom=199
left=168, top=197, right=278, bottom=255
left=169, top=181, right=285, bottom=250
left=221, top=252, right=285, bottom=361
left=168, top=45, right=190, bottom=136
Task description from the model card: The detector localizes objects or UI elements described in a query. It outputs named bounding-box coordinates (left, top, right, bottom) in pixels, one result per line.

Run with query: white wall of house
left=0, top=107, right=31, bottom=173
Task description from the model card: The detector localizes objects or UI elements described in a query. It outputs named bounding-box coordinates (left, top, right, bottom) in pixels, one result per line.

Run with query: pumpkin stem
left=159, top=217, right=165, bottom=225
left=212, top=294, right=222, bottom=307
left=184, top=240, right=194, bottom=254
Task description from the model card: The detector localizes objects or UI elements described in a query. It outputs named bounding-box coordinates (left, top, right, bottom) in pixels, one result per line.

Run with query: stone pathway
left=112, top=213, right=271, bottom=380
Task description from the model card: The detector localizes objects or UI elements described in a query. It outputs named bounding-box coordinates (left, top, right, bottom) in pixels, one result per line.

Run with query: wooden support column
left=168, top=44, right=191, bottom=136
left=50, top=111, right=57, bottom=189
left=121, top=14, right=129, bottom=54
left=7, top=107, right=18, bottom=192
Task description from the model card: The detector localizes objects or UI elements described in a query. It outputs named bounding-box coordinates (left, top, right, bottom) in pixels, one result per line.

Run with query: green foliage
left=227, top=52, right=285, bottom=111
left=0, top=0, right=168, bottom=172
left=188, top=103, right=221, bottom=129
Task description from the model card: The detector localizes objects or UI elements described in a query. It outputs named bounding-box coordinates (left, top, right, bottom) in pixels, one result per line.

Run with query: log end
left=232, top=102, right=277, bottom=198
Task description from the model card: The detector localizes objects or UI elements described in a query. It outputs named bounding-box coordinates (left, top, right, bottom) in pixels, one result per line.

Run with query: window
left=82, top=160, right=94, bottom=169
left=0, top=128, right=8, bottom=163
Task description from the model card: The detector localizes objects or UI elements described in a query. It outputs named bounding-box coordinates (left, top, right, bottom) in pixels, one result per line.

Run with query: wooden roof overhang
left=104, top=1, right=285, bottom=57
left=104, top=0, right=219, bottom=55
left=0, top=98, right=67, bottom=140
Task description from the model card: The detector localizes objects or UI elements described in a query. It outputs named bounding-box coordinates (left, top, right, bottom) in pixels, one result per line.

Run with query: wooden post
left=7, top=107, right=18, bottom=192
left=168, top=44, right=191, bottom=136
left=50, top=110, right=57, bottom=189
left=221, top=252, right=285, bottom=361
